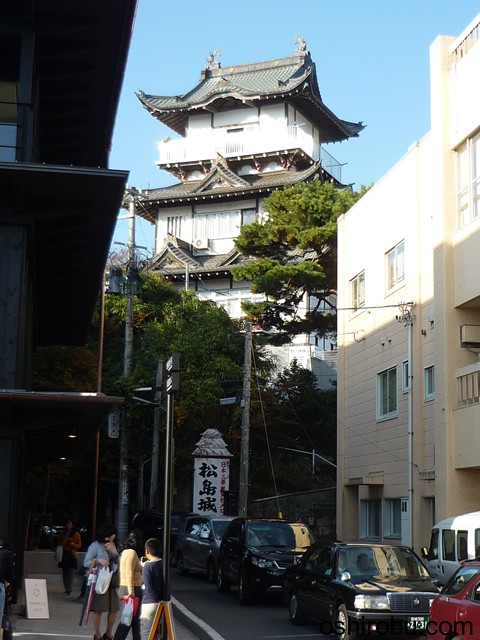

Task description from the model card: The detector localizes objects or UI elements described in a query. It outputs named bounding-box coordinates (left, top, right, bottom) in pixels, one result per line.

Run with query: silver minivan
left=175, top=514, right=233, bottom=583
left=422, top=511, right=480, bottom=585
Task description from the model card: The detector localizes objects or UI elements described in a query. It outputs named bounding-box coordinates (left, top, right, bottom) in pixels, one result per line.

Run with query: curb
left=172, top=597, right=226, bottom=640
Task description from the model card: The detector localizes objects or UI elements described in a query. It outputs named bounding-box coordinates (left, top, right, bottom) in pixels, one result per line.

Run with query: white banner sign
left=25, top=578, right=49, bottom=619
left=193, top=457, right=230, bottom=514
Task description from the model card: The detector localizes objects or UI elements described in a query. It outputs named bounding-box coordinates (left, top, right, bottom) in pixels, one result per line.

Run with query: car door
left=182, top=517, right=202, bottom=570
left=193, top=518, right=212, bottom=571
left=294, top=545, right=333, bottom=622
left=220, top=519, right=244, bottom=584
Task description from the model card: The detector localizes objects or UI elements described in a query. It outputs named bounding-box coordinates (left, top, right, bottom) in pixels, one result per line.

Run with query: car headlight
left=354, top=594, right=390, bottom=610
left=251, top=557, right=275, bottom=569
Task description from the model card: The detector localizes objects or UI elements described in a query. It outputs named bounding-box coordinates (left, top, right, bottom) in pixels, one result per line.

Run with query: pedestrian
left=84, top=523, right=120, bottom=640
left=58, top=519, right=82, bottom=595
left=0, top=537, right=15, bottom=629
left=140, top=537, right=164, bottom=640
left=113, top=530, right=143, bottom=640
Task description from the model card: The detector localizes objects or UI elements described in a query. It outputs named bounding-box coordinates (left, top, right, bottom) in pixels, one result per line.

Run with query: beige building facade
left=337, top=14, right=480, bottom=552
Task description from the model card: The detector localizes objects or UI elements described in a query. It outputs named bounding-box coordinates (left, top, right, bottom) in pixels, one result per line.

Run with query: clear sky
left=109, top=0, right=479, bottom=254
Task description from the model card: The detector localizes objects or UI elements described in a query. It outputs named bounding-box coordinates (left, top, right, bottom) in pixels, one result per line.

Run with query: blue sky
left=109, top=0, right=479, bottom=254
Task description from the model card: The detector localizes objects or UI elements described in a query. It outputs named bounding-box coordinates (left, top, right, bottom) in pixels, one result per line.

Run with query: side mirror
left=421, top=547, right=429, bottom=559
left=339, top=571, right=351, bottom=582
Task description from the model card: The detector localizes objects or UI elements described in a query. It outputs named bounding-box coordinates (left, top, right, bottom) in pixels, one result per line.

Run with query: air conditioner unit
left=193, top=238, right=209, bottom=250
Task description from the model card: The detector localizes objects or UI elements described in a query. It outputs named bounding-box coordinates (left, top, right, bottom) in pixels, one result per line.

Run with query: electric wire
left=251, top=344, right=281, bottom=517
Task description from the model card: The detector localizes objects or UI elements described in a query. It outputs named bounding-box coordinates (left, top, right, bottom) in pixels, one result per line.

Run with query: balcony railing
left=157, top=125, right=343, bottom=182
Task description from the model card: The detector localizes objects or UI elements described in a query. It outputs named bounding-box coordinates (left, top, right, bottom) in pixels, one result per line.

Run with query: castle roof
left=136, top=159, right=326, bottom=223
left=137, top=47, right=364, bottom=143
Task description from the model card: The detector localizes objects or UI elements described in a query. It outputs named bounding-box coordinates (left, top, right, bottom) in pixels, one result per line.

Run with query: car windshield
left=212, top=520, right=230, bottom=540
left=247, top=522, right=314, bottom=548
left=339, top=545, right=430, bottom=579
left=442, top=565, right=480, bottom=595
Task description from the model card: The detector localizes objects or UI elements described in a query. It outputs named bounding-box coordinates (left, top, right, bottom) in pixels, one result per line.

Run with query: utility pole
left=117, top=187, right=138, bottom=542
left=149, top=361, right=163, bottom=509
left=238, top=321, right=252, bottom=517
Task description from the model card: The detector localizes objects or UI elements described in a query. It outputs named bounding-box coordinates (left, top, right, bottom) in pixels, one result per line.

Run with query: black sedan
left=282, top=541, right=439, bottom=640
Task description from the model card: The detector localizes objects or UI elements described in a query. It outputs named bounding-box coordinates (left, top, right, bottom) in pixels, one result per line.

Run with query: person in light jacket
left=113, top=530, right=143, bottom=640
left=84, top=523, right=120, bottom=640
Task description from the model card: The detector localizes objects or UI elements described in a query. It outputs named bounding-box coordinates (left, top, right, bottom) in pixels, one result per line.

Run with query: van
left=422, top=511, right=480, bottom=585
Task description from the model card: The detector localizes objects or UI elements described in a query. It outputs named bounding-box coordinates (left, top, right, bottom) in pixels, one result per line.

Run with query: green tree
left=249, top=360, right=336, bottom=499
left=232, top=180, right=368, bottom=343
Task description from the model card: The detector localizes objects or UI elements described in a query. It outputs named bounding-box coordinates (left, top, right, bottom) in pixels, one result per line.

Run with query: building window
left=194, top=210, right=244, bottom=240
left=360, top=500, right=380, bottom=540
left=402, top=360, right=410, bottom=394
left=377, top=366, right=397, bottom=420
left=350, top=270, right=365, bottom=311
left=241, top=208, right=256, bottom=226
left=457, top=370, right=480, bottom=406
left=457, top=132, right=480, bottom=229
left=424, top=365, right=435, bottom=401
left=384, top=499, right=401, bottom=538
left=167, top=215, right=182, bottom=237
left=386, top=241, right=405, bottom=291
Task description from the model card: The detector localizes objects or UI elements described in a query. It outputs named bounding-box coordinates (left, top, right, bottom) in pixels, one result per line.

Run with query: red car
left=429, top=561, right=480, bottom=639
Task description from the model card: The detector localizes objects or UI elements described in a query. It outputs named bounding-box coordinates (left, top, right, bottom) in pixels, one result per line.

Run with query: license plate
left=407, top=616, right=428, bottom=631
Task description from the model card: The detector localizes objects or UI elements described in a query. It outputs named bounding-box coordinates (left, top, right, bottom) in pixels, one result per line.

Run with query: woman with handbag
left=84, top=524, right=120, bottom=640
left=113, top=530, right=143, bottom=640
left=58, top=519, right=82, bottom=595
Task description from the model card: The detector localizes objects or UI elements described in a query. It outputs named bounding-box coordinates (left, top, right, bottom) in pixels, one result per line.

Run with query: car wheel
left=207, top=558, right=217, bottom=584
left=289, top=592, right=306, bottom=625
left=217, top=562, right=230, bottom=593
left=238, top=568, right=254, bottom=605
left=176, top=552, right=188, bottom=576
left=335, top=603, right=356, bottom=640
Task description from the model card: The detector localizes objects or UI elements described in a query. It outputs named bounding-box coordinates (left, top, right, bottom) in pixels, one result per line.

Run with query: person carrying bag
left=84, top=524, right=120, bottom=640
left=58, top=519, right=82, bottom=595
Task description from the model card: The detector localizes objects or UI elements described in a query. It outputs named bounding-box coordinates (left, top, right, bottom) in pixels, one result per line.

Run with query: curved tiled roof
left=136, top=162, right=326, bottom=222
left=137, top=50, right=364, bottom=142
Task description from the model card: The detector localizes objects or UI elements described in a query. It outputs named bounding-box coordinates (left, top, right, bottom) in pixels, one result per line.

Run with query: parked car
left=429, top=560, right=480, bottom=639
left=421, top=510, right=480, bottom=585
left=216, top=517, right=315, bottom=604
left=282, top=541, right=440, bottom=640
left=175, top=515, right=233, bottom=583
left=130, top=510, right=195, bottom=561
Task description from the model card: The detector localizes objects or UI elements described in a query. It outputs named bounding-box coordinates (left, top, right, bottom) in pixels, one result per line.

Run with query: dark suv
left=216, top=517, right=315, bottom=604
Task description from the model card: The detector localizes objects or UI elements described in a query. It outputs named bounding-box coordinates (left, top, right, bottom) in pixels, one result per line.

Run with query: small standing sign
left=25, top=578, right=49, bottom=619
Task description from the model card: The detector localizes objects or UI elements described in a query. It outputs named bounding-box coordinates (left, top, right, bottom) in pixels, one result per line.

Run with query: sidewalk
left=11, top=573, right=220, bottom=640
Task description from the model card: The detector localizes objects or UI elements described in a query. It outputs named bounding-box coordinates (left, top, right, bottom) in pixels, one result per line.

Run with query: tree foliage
left=232, top=180, right=368, bottom=343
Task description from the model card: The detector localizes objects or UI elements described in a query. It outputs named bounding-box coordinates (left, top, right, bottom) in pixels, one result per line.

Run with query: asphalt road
left=170, top=571, right=327, bottom=640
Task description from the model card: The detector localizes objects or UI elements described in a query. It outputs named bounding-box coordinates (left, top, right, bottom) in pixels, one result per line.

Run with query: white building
left=337, top=14, right=480, bottom=550
left=135, top=41, right=364, bottom=387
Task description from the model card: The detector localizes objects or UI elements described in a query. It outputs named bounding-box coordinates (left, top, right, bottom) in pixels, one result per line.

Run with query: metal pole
left=93, top=270, right=106, bottom=540
left=117, top=190, right=136, bottom=543
left=407, top=318, right=413, bottom=547
left=149, top=361, right=163, bottom=509
left=163, top=392, right=174, bottom=600
left=238, top=321, right=252, bottom=517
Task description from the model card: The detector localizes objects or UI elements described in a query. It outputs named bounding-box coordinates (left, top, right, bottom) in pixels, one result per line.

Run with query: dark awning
left=0, top=390, right=124, bottom=466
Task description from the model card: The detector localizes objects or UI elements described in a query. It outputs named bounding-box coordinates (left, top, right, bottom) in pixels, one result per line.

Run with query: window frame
left=350, top=270, right=365, bottom=312
left=456, top=132, right=480, bottom=229
left=383, top=498, right=402, bottom=539
left=385, top=241, right=405, bottom=292
left=424, top=365, right=435, bottom=401
left=377, top=366, right=398, bottom=421
left=359, top=499, right=381, bottom=540
left=402, top=360, right=410, bottom=394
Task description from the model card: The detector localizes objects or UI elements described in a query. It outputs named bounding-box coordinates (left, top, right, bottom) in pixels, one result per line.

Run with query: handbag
left=120, top=595, right=139, bottom=626
left=55, top=545, right=63, bottom=563
left=94, top=566, right=113, bottom=594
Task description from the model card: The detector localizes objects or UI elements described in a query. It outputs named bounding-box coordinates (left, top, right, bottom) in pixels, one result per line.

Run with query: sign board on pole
left=25, top=578, right=50, bottom=619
